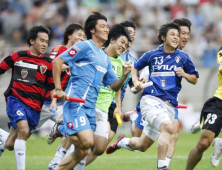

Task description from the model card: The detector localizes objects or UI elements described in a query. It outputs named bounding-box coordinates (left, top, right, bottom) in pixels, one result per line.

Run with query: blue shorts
left=134, top=102, right=144, bottom=130
left=61, top=101, right=96, bottom=136
left=6, top=95, right=40, bottom=131
left=174, top=108, right=179, bottom=120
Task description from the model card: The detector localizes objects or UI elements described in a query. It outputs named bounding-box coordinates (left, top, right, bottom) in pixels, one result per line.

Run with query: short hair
left=120, top=20, right=136, bottom=30
left=27, top=25, right=50, bottom=46
left=104, top=24, right=132, bottom=47
left=63, top=24, right=83, bottom=45
left=173, top=18, right=192, bottom=31
left=84, top=12, right=107, bottom=40
left=158, top=22, right=180, bottom=44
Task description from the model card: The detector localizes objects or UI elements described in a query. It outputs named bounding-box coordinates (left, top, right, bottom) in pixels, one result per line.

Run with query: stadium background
left=0, top=0, right=221, bottom=133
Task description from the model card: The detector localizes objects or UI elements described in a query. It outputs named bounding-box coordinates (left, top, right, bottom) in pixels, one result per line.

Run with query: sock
left=165, top=156, right=171, bottom=168
left=73, top=156, right=87, bottom=170
left=0, top=128, right=9, bottom=145
left=157, top=160, right=167, bottom=170
left=130, top=113, right=138, bottom=122
left=217, top=138, right=222, bottom=148
left=52, top=146, right=67, bottom=163
left=117, top=138, right=134, bottom=151
left=14, top=139, right=26, bottom=170
left=66, top=144, right=75, bottom=155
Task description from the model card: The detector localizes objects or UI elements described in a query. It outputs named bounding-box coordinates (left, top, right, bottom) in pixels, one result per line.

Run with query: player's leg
left=186, top=97, right=222, bottom=170
left=211, top=138, right=222, bottom=167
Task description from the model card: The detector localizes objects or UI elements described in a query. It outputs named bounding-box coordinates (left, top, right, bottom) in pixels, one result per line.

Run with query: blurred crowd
left=1, top=0, right=222, bottom=67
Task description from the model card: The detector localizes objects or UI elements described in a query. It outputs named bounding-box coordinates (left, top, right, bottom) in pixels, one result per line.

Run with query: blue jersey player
left=48, top=12, right=131, bottom=170
left=106, top=22, right=199, bottom=170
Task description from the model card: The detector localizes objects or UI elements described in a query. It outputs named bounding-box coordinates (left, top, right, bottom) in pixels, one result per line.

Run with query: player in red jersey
left=45, top=24, right=86, bottom=170
left=0, top=25, right=56, bottom=170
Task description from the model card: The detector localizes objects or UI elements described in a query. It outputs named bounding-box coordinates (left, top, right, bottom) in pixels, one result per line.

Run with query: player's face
left=164, top=29, right=179, bottom=49
left=126, top=27, right=136, bottom=43
left=94, top=19, right=109, bottom=42
left=178, top=26, right=190, bottom=50
left=30, top=32, right=49, bottom=55
left=69, top=29, right=86, bottom=45
left=111, top=36, right=129, bottom=57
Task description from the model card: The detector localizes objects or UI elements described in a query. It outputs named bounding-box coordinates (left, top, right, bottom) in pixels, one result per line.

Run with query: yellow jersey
left=214, top=47, right=222, bottom=100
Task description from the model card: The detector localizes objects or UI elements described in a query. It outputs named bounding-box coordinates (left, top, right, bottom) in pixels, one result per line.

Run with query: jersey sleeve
left=59, top=41, right=87, bottom=67
left=103, top=57, right=118, bottom=86
left=217, top=47, right=222, bottom=71
left=0, top=52, right=17, bottom=75
left=183, top=54, right=199, bottom=78
left=134, top=52, right=150, bottom=71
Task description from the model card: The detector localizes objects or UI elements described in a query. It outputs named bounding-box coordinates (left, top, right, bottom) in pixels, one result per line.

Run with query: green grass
left=0, top=132, right=222, bottom=170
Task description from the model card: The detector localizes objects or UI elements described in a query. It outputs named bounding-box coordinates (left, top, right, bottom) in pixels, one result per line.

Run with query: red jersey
left=0, top=50, right=54, bottom=111
left=45, top=45, right=69, bottom=100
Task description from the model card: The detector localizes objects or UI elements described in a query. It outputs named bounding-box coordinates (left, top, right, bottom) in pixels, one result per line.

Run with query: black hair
left=63, top=23, right=83, bottom=45
left=84, top=12, right=107, bottom=40
left=27, top=25, right=50, bottom=46
left=120, top=20, right=136, bottom=30
left=173, top=18, right=192, bottom=31
left=158, top=22, right=180, bottom=44
left=104, top=24, right=132, bottom=47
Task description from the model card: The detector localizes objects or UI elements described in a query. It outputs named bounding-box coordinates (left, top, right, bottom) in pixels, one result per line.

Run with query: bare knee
left=171, top=132, right=179, bottom=143
left=139, top=144, right=148, bottom=152
left=79, top=139, right=94, bottom=149
left=17, top=128, right=30, bottom=140
left=196, top=138, right=211, bottom=152
left=5, top=139, right=14, bottom=151
left=93, top=147, right=106, bottom=156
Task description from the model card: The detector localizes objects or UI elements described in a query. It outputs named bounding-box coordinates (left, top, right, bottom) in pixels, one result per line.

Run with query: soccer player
left=49, top=12, right=131, bottom=170
left=0, top=25, right=55, bottom=170
left=106, top=22, right=199, bottom=170
left=165, top=18, right=194, bottom=168
left=185, top=47, right=222, bottom=170
left=37, top=24, right=85, bottom=170
left=211, top=138, right=222, bottom=167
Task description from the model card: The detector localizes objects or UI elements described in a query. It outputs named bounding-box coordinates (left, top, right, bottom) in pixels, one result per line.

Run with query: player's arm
left=0, top=53, right=16, bottom=75
left=131, top=66, right=144, bottom=91
left=175, top=68, right=197, bottom=85
left=109, top=61, right=132, bottom=92
left=62, top=64, right=69, bottom=70
left=114, top=89, right=122, bottom=117
left=218, top=47, right=222, bottom=75
left=49, top=89, right=57, bottom=110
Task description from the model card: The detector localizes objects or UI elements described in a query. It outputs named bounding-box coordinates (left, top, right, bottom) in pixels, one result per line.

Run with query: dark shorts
left=200, top=97, right=222, bottom=137
left=108, top=104, right=118, bottom=133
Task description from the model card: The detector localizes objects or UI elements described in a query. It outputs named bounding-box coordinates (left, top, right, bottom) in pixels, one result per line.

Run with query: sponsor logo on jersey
left=21, top=69, right=28, bottom=78
left=175, top=56, right=181, bottom=63
left=40, top=65, right=47, bottom=74
left=152, top=65, right=176, bottom=71
left=51, top=51, right=58, bottom=55
left=161, top=79, right=166, bottom=87
left=68, top=48, right=77, bottom=57
left=67, top=122, right=73, bottom=129
left=49, top=55, right=55, bottom=59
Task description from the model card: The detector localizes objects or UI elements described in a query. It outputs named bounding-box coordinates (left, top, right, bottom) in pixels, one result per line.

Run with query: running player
left=185, top=47, right=222, bottom=170
left=106, top=22, right=199, bottom=170
left=0, top=26, right=55, bottom=170
left=48, top=12, right=131, bottom=170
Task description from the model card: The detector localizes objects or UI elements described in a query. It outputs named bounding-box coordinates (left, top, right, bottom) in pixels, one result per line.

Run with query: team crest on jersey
left=161, top=79, right=166, bottom=87
left=21, top=69, right=28, bottom=78
left=175, top=56, right=181, bottom=63
left=68, top=48, right=77, bottom=57
left=40, top=65, right=47, bottom=74
left=67, top=122, right=73, bottom=129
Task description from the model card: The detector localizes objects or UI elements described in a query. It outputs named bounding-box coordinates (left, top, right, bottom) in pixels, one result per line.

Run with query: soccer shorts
left=108, top=104, right=118, bottom=133
left=32, top=103, right=63, bottom=132
left=6, top=95, right=40, bottom=131
left=134, top=102, right=145, bottom=130
left=174, top=108, right=179, bottom=120
left=62, top=102, right=96, bottom=136
left=94, top=108, right=109, bottom=139
left=141, top=95, right=175, bottom=141
left=200, top=96, right=222, bottom=137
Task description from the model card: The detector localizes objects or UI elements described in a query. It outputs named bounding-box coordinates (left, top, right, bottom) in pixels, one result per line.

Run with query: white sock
left=217, top=138, right=222, bottom=148
left=73, top=155, right=87, bottom=170
left=52, top=146, right=67, bottom=163
left=0, top=128, right=9, bottom=145
left=157, top=160, right=167, bottom=169
left=117, top=138, right=134, bottom=151
left=165, top=156, right=171, bottom=168
left=66, top=144, right=75, bottom=155
left=130, top=113, right=138, bottom=122
left=14, top=139, right=26, bottom=170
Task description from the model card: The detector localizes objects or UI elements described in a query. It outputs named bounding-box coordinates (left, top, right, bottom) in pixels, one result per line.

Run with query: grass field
left=0, top=132, right=222, bottom=170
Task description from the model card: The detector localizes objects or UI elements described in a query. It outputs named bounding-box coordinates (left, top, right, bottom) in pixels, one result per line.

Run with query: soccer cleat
left=48, top=162, right=58, bottom=170
left=191, top=121, right=201, bottom=134
left=106, top=135, right=125, bottom=154
left=122, top=108, right=137, bottom=122
left=47, top=119, right=63, bottom=145
left=211, top=138, right=222, bottom=167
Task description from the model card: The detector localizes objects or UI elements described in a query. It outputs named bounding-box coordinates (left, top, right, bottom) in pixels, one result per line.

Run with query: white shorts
left=140, top=95, right=175, bottom=141
left=94, top=108, right=109, bottom=139
left=32, top=103, right=63, bottom=132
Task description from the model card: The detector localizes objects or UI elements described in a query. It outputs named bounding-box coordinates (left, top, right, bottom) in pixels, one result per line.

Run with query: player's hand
left=175, top=67, right=188, bottom=78
left=55, top=89, right=68, bottom=101
left=114, top=107, right=122, bottom=118
left=49, top=99, right=57, bottom=112
left=133, top=80, right=144, bottom=91
left=138, top=77, right=147, bottom=83
left=122, top=61, right=132, bottom=76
